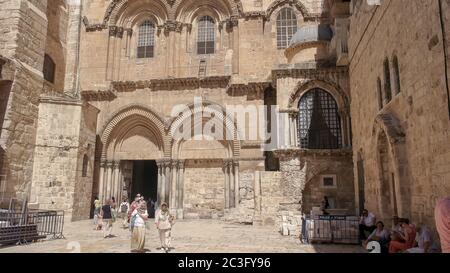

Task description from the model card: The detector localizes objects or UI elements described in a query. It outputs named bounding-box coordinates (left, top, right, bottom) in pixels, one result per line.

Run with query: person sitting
left=364, top=221, right=390, bottom=253
left=390, top=215, right=404, bottom=242
left=406, top=225, right=434, bottom=253
left=389, top=218, right=417, bottom=253
left=359, top=209, right=377, bottom=241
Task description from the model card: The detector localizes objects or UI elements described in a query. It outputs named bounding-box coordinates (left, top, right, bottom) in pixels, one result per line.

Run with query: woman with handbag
left=130, top=200, right=149, bottom=253
left=155, top=202, right=175, bottom=253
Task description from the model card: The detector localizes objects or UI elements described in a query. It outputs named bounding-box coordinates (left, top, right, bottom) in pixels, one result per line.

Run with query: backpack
left=120, top=203, right=128, bottom=213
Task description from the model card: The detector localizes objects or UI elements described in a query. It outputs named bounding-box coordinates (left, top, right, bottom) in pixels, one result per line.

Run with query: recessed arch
left=266, top=0, right=310, bottom=19
left=100, top=105, right=169, bottom=160
left=169, top=100, right=241, bottom=159
left=289, top=80, right=350, bottom=113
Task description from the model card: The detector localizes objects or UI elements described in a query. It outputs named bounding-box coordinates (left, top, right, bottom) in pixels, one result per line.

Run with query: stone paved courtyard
left=0, top=219, right=364, bottom=253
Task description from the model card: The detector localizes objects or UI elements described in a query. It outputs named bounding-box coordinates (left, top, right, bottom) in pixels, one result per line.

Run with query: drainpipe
left=438, top=0, right=450, bottom=119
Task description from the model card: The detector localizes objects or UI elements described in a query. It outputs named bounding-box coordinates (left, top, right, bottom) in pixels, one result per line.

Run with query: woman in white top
left=130, top=200, right=149, bottom=253
left=364, top=221, right=390, bottom=252
left=155, top=202, right=175, bottom=253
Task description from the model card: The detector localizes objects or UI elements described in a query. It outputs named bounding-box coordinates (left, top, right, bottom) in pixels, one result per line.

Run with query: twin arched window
left=298, top=89, right=342, bottom=149
left=276, top=8, right=298, bottom=49
left=137, top=16, right=216, bottom=57
left=137, top=20, right=155, bottom=58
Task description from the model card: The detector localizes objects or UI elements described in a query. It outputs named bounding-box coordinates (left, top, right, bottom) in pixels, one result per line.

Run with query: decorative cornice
left=83, top=16, right=106, bottom=32
left=273, top=148, right=353, bottom=159
left=272, top=64, right=348, bottom=85
left=111, top=76, right=231, bottom=93
left=81, top=90, right=117, bottom=102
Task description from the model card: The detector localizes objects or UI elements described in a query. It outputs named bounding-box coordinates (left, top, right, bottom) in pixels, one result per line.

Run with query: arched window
left=393, top=55, right=401, bottom=94
left=298, top=89, right=342, bottom=149
left=43, top=54, right=56, bottom=83
left=384, top=58, right=392, bottom=103
left=197, top=16, right=215, bottom=55
left=137, top=20, right=155, bottom=58
left=276, top=8, right=298, bottom=49
left=82, top=154, right=89, bottom=177
left=377, top=77, right=383, bottom=110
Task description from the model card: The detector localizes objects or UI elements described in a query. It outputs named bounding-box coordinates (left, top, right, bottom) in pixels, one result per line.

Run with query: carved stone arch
left=373, top=113, right=406, bottom=146
left=266, top=0, right=310, bottom=19
left=100, top=104, right=170, bottom=160
left=174, top=0, right=236, bottom=23
left=169, top=100, right=241, bottom=159
left=289, top=80, right=350, bottom=114
left=104, top=0, right=169, bottom=26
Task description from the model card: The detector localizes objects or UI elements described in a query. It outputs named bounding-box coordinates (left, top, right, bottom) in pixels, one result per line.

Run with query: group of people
left=92, top=194, right=175, bottom=253
left=359, top=209, right=437, bottom=253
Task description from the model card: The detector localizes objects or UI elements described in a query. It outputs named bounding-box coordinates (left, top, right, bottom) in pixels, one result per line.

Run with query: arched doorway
left=377, top=131, right=398, bottom=219
left=98, top=106, right=167, bottom=206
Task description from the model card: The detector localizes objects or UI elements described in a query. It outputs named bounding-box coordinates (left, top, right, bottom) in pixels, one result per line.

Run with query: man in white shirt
left=359, top=209, right=377, bottom=241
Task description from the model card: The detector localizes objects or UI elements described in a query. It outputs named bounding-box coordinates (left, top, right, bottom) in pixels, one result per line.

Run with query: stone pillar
left=170, top=160, right=178, bottom=210
left=113, top=161, right=121, bottom=203
left=157, top=161, right=163, bottom=206
left=292, top=112, right=299, bottom=147
left=164, top=160, right=171, bottom=204
left=177, top=160, right=185, bottom=219
left=231, top=19, right=239, bottom=74
left=229, top=162, right=235, bottom=208
left=105, top=161, right=114, bottom=202
left=233, top=160, right=240, bottom=207
left=223, top=160, right=230, bottom=209
left=98, top=161, right=106, bottom=202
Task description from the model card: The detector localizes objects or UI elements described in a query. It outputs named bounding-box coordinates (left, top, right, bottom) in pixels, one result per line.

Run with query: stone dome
left=289, top=24, right=333, bottom=47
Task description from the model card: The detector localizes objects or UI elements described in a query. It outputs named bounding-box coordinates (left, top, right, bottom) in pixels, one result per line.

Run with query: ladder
left=198, top=59, right=207, bottom=78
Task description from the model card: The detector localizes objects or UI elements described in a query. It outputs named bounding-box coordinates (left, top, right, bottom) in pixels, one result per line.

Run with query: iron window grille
left=137, top=21, right=155, bottom=59
left=276, top=8, right=298, bottom=49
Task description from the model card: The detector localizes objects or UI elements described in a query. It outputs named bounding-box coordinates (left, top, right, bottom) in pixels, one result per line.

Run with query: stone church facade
left=0, top=0, right=449, bottom=236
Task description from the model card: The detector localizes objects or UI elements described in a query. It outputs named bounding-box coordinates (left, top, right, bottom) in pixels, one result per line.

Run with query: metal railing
left=0, top=209, right=65, bottom=246
left=301, top=215, right=360, bottom=245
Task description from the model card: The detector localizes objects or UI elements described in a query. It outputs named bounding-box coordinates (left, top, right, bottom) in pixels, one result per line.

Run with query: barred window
left=137, top=21, right=155, bottom=58
left=43, top=54, right=56, bottom=83
left=298, top=89, right=342, bottom=149
left=276, top=8, right=298, bottom=49
left=197, top=16, right=215, bottom=55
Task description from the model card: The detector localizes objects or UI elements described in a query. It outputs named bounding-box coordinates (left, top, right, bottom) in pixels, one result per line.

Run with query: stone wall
left=348, top=0, right=450, bottom=228
left=0, top=0, right=49, bottom=200
left=183, top=160, right=225, bottom=219
left=29, top=96, right=98, bottom=221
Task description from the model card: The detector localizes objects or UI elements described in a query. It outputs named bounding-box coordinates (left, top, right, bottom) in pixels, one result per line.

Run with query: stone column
left=231, top=19, right=239, bottom=74
left=229, top=162, right=235, bottom=208
left=223, top=160, right=230, bottom=209
left=156, top=161, right=163, bottom=206
left=170, top=160, right=178, bottom=210
left=292, top=112, right=299, bottom=147
left=177, top=160, right=185, bottom=219
left=233, top=160, right=240, bottom=207
left=105, top=161, right=114, bottom=202
left=164, top=160, right=171, bottom=204
left=113, top=161, right=121, bottom=203
left=98, top=161, right=106, bottom=202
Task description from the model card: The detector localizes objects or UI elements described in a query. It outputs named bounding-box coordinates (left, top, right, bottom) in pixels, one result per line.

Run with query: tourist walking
left=119, top=198, right=130, bottom=228
left=93, top=196, right=102, bottom=230
left=435, top=197, right=450, bottom=253
left=155, top=202, right=175, bottom=253
left=128, top=194, right=141, bottom=223
left=100, top=199, right=114, bottom=238
left=130, top=200, right=149, bottom=253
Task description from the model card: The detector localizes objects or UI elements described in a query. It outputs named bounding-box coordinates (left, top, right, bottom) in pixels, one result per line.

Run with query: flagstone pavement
left=0, top=219, right=365, bottom=253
